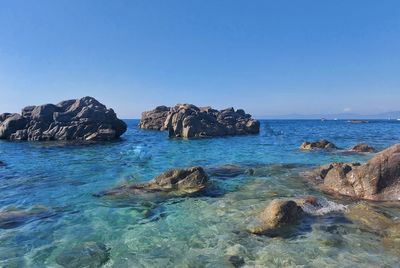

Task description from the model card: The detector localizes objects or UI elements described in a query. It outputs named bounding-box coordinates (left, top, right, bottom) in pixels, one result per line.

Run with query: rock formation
left=300, top=139, right=338, bottom=150
left=0, top=97, right=127, bottom=141
left=96, top=166, right=209, bottom=198
left=349, top=143, right=376, bottom=153
left=139, top=104, right=260, bottom=138
left=306, top=144, right=400, bottom=201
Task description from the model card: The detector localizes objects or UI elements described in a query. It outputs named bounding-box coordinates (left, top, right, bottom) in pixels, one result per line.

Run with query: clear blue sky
left=0, top=1, right=399, bottom=118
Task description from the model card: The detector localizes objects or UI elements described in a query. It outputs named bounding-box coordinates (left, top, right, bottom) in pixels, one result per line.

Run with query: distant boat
left=348, top=120, right=369, bottom=124
left=397, top=118, right=400, bottom=121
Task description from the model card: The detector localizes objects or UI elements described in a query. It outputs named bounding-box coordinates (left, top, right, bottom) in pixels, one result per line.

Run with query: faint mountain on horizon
left=261, top=111, right=400, bottom=120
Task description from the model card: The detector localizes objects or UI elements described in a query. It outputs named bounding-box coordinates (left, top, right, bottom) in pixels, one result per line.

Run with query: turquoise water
left=1, top=119, right=400, bottom=267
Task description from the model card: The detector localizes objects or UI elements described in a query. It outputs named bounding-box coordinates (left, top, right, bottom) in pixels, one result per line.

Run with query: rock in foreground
left=0, top=96, right=127, bottom=141
left=96, top=166, right=209, bottom=198
left=248, top=199, right=304, bottom=235
left=307, top=144, right=400, bottom=201
left=140, top=104, right=260, bottom=138
left=300, top=139, right=338, bottom=150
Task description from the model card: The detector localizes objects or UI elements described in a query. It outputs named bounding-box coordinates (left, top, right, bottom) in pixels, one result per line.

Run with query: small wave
left=302, top=198, right=347, bottom=216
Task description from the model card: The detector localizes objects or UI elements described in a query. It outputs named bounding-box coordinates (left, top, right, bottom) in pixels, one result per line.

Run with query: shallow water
left=0, top=119, right=400, bottom=267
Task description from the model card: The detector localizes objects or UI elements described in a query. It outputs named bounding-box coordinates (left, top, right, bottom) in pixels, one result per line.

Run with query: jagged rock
left=55, top=242, right=110, bottom=268
left=139, top=105, right=170, bottom=130
left=300, top=139, right=338, bottom=150
left=0, top=97, right=127, bottom=141
left=96, top=166, right=209, bottom=198
left=349, top=143, right=376, bottom=153
left=307, top=144, right=400, bottom=201
left=139, top=104, right=259, bottom=138
left=248, top=199, right=304, bottom=235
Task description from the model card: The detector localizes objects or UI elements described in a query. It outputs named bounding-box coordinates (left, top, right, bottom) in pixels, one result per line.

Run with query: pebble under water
left=1, top=119, right=400, bottom=267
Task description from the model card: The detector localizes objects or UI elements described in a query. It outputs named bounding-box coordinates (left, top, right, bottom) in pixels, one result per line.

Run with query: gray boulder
left=0, top=97, right=127, bottom=141
left=307, top=144, right=400, bottom=201
left=139, top=105, right=170, bottom=130
left=139, top=104, right=259, bottom=138
left=300, top=139, right=338, bottom=150
left=96, top=166, right=209, bottom=198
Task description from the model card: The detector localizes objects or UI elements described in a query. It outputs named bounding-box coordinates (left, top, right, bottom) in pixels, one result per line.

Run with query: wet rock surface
left=0, top=96, right=127, bottom=141
left=349, top=143, right=377, bottom=153
left=248, top=199, right=304, bottom=235
left=140, top=104, right=259, bottom=138
left=96, top=166, right=209, bottom=198
left=306, top=144, right=400, bottom=201
left=300, top=139, right=338, bottom=150
left=55, top=242, right=110, bottom=268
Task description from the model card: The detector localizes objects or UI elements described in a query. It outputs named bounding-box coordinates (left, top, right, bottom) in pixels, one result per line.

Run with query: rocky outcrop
left=0, top=97, right=127, bottom=141
left=307, top=144, right=400, bottom=201
left=248, top=199, right=304, bottom=235
left=140, top=104, right=260, bottom=138
left=55, top=242, right=110, bottom=268
left=300, top=139, right=338, bottom=150
left=96, top=166, right=209, bottom=198
left=139, top=105, right=170, bottom=130
left=349, top=143, right=376, bottom=153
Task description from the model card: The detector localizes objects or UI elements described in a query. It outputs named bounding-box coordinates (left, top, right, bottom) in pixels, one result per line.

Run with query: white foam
left=301, top=198, right=347, bottom=216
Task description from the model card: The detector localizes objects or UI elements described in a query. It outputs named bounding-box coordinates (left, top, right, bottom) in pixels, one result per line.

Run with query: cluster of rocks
left=0, top=97, right=127, bottom=141
left=306, top=144, right=400, bottom=201
left=140, top=104, right=260, bottom=138
left=300, top=139, right=376, bottom=153
left=96, top=166, right=209, bottom=198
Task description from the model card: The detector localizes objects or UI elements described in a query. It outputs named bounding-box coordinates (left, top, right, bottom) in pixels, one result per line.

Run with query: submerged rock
left=349, top=143, right=376, bottom=153
left=55, top=242, right=110, bottom=268
left=248, top=199, right=304, bottom=235
left=307, top=144, right=400, bottom=201
left=345, top=203, right=400, bottom=254
left=300, top=139, right=338, bottom=150
left=0, top=160, right=5, bottom=167
left=96, top=166, right=209, bottom=198
left=0, top=206, right=53, bottom=229
left=206, top=164, right=248, bottom=178
left=140, top=104, right=259, bottom=138
left=0, top=96, right=127, bottom=141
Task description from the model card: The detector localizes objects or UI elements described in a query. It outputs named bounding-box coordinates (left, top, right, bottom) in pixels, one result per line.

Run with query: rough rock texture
left=300, top=139, right=338, bottom=150
left=139, top=105, right=170, bottom=130
left=96, top=166, right=209, bottom=198
left=55, top=242, right=110, bottom=268
left=140, top=104, right=260, bottom=138
left=308, top=144, right=400, bottom=201
left=350, top=143, right=376, bottom=153
left=249, top=199, right=304, bottom=235
left=0, top=97, right=127, bottom=141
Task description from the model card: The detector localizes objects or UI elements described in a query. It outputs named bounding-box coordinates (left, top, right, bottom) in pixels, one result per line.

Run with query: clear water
left=1, top=120, right=400, bottom=267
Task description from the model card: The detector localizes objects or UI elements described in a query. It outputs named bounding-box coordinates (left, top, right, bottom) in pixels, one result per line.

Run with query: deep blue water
left=0, top=120, right=400, bottom=267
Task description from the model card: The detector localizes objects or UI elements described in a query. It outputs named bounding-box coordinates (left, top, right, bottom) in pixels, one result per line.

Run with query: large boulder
left=139, top=104, right=259, bottom=138
left=307, top=144, right=400, bottom=201
left=139, top=105, right=170, bottom=130
left=0, top=97, right=127, bottom=141
left=248, top=199, right=304, bottom=235
left=300, top=139, right=338, bottom=150
left=96, top=166, right=209, bottom=198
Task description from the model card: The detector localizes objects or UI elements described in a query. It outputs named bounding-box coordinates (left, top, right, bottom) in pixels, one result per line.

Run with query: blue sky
left=0, top=1, right=399, bottom=118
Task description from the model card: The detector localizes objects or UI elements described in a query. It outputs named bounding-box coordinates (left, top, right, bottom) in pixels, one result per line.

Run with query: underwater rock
left=0, top=206, right=53, bottom=229
left=300, top=139, right=338, bottom=150
left=307, top=144, right=400, bottom=201
left=228, top=255, right=245, bottom=267
left=0, top=96, right=127, bottom=141
left=140, top=103, right=260, bottom=138
left=139, top=105, right=170, bottom=130
left=207, top=164, right=248, bottom=178
left=55, top=241, right=110, bottom=268
left=248, top=199, right=304, bottom=235
left=96, top=166, right=209, bottom=198
left=345, top=202, right=400, bottom=254
left=349, top=143, right=376, bottom=153
left=0, top=160, right=5, bottom=167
